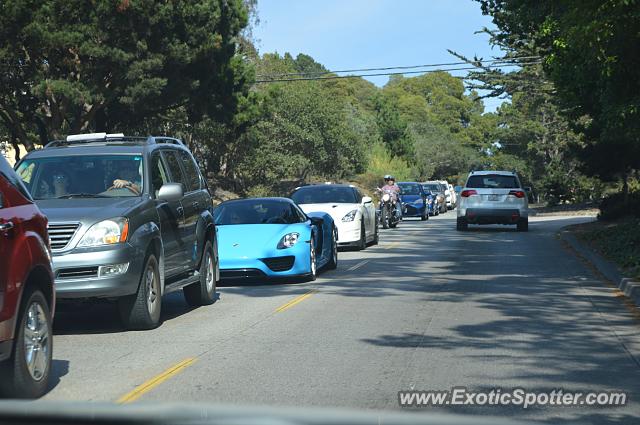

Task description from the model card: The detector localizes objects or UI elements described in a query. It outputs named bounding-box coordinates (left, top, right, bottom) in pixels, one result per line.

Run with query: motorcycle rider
left=381, top=175, right=402, bottom=220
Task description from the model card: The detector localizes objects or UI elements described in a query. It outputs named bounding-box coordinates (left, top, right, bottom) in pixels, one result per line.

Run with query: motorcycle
left=378, top=189, right=400, bottom=229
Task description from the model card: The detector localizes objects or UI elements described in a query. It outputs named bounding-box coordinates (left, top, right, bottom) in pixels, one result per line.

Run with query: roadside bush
left=598, top=190, right=640, bottom=221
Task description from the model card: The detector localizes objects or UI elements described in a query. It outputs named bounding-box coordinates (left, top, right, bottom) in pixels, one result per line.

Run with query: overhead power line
left=254, top=61, right=542, bottom=84
left=255, top=56, right=541, bottom=79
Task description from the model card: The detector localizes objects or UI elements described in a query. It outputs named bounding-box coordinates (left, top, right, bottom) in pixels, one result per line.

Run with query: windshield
left=16, top=155, right=144, bottom=199
left=466, top=174, right=520, bottom=189
left=214, top=200, right=305, bottom=225
left=398, top=183, right=422, bottom=195
left=422, top=183, right=441, bottom=192
left=290, top=186, right=357, bottom=204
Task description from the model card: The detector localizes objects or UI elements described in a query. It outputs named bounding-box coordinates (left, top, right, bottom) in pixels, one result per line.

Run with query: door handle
left=0, top=221, right=14, bottom=231
left=177, top=206, right=184, bottom=215
left=193, top=201, right=199, bottom=209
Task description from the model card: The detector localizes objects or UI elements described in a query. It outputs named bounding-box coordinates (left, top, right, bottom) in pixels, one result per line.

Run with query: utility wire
left=255, top=56, right=541, bottom=79
left=254, top=61, right=542, bottom=83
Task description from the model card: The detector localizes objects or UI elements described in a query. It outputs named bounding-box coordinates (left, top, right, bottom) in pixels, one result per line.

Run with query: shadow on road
left=351, top=217, right=639, bottom=423
left=47, top=359, right=70, bottom=393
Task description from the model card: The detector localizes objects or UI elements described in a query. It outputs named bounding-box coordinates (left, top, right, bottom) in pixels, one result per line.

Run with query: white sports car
left=290, top=184, right=378, bottom=250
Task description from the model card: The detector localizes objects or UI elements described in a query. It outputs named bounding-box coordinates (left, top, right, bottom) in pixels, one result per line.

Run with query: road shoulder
left=559, top=224, right=640, bottom=310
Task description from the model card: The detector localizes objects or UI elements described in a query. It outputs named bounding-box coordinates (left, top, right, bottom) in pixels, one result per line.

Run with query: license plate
left=488, top=194, right=500, bottom=201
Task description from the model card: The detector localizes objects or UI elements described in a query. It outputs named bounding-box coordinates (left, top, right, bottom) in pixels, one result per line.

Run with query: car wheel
left=517, top=218, right=529, bottom=232
left=357, top=223, right=366, bottom=251
left=326, top=227, right=338, bottom=270
left=0, top=288, right=52, bottom=399
left=184, top=241, right=217, bottom=307
left=381, top=207, right=389, bottom=229
left=307, top=237, right=317, bottom=281
left=372, top=221, right=379, bottom=245
left=456, top=217, right=468, bottom=231
left=421, top=209, right=428, bottom=221
left=119, top=254, right=162, bottom=330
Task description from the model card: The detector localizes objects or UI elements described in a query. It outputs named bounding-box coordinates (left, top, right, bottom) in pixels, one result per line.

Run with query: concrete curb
left=559, top=229, right=640, bottom=309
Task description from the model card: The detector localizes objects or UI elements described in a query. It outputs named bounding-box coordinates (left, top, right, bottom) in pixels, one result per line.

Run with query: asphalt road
left=44, top=212, right=640, bottom=424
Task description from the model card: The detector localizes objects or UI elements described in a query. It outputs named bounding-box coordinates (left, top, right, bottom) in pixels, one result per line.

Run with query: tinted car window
left=16, top=155, right=143, bottom=199
left=178, top=150, right=201, bottom=192
left=163, top=151, right=186, bottom=188
left=290, top=186, right=358, bottom=204
left=214, top=200, right=304, bottom=225
left=422, top=184, right=441, bottom=192
left=150, top=153, right=170, bottom=198
left=466, top=174, right=520, bottom=189
left=398, top=183, right=422, bottom=195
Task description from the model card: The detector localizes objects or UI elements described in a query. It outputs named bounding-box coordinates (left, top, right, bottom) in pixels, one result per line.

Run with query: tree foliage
left=0, top=0, right=251, bottom=154
left=478, top=0, right=640, bottom=184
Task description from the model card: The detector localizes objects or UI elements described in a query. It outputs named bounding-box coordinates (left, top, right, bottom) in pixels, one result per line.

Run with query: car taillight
left=460, top=190, right=477, bottom=197
left=509, top=190, right=525, bottom=198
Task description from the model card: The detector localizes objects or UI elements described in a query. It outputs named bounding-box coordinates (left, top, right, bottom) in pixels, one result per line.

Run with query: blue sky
left=253, top=0, right=506, bottom=112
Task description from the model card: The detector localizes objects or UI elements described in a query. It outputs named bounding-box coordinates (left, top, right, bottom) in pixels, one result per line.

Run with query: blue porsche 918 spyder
left=214, top=197, right=338, bottom=281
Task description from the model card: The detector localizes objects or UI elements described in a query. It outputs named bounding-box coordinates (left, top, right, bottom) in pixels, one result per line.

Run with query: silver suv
left=456, top=171, right=528, bottom=231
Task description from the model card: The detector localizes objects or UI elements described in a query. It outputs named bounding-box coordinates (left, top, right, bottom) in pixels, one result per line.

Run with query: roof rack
left=44, top=133, right=184, bottom=148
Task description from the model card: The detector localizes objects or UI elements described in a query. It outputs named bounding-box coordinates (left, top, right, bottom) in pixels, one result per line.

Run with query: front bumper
left=219, top=246, right=311, bottom=279
left=52, top=243, right=146, bottom=299
left=335, top=220, right=361, bottom=245
left=402, top=203, right=426, bottom=217
left=462, top=208, right=524, bottom=224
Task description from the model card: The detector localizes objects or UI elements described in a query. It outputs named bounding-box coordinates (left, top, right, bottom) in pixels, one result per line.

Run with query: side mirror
left=157, top=183, right=183, bottom=202
left=310, top=216, right=324, bottom=226
left=362, top=196, right=373, bottom=204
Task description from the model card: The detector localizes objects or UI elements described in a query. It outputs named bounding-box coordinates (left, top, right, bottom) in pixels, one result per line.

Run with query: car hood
left=35, top=197, right=142, bottom=225
left=217, top=223, right=310, bottom=259
left=298, top=203, right=359, bottom=223
left=400, top=194, right=423, bottom=203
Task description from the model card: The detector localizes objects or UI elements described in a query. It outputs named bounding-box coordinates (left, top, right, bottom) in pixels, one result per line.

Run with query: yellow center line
left=275, top=289, right=318, bottom=313
left=385, top=241, right=400, bottom=250
left=116, top=357, right=197, bottom=404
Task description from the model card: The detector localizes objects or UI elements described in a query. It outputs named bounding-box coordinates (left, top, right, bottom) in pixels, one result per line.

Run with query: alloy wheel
left=205, top=251, right=215, bottom=292
left=145, top=265, right=158, bottom=316
left=23, top=302, right=50, bottom=381
left=310, top=240, right=317, bottom=276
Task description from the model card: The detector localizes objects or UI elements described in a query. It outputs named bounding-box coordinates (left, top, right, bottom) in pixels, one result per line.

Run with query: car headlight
left=342, top=209, right=358, bottom=222
left=278, top=232, right=300, bottom=249
left=413, top=199, right=424, bottom=205
left=78, top=218, right=129, bottom=247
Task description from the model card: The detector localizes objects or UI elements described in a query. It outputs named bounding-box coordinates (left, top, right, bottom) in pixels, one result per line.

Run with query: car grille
left=48, top=223, right=80, bottom=250
left=220, top=269, right=266, bottom=279
left=261, top=256, right=295, bottom=272
left=57, top=267, right=99, bottom=280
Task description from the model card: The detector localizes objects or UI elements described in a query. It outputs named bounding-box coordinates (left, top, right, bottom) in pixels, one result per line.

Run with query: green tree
left=478, top=0, right=640, bottom=195
left=373, top=93, right=414, bottom=159
left=237, top=53, right=371, bottom=192
left=0, top=0, right=252, bottom=155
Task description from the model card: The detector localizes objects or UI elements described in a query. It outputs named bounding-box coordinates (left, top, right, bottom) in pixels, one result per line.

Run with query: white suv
left=456, top=171, right=528, bottom=231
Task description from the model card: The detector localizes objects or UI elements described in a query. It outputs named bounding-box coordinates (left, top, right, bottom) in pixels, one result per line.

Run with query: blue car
left=398, top=182, right=431, bottom=221
left=214, top=197, right=337, bottom=281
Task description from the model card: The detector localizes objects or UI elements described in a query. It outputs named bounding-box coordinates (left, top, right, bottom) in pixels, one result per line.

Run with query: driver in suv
left=16, top=133, right=220, bottom=330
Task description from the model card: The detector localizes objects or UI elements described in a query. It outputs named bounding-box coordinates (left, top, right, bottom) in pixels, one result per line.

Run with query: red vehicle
left=0, top=155, right=54, bottom=398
